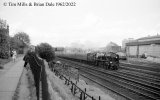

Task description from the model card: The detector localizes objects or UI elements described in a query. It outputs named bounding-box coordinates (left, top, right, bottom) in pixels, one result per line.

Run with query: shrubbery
left=36, top=43, right=55, bottom=62
left=0, top=25, right=10, bottom=59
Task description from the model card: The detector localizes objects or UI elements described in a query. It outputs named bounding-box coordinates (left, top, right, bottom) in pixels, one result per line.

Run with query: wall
left=127, top=44, right=160, bottom=58
left=139, top=44, right=160, bottom=57
left=126, top=46, right=137, bottom=57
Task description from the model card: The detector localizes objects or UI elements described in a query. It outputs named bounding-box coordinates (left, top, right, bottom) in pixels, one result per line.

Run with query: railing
left=28, top=54, right=102, bottom=100
left=28, top=54, right=50, bottom=100
left=52, top=63, right=101, bottom=100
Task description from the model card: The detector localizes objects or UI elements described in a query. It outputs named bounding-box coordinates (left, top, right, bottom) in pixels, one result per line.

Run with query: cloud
left=9, top=22, right=24, bottom=36
left=70, top=40, right=103, bottom=49
left=80, top=13, right=101, bottom=28
left=64, top=13, right=102, bottom=31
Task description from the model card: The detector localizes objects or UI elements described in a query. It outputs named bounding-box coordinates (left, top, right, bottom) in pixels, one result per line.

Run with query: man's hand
left=25, top=65, right=30, bottom=71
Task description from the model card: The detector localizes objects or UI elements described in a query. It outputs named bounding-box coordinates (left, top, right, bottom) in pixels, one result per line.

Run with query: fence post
left=65, top=78, right=67, bottom=85
left=76, top=81, right=77, bottom=85
left=71, top=81, right=73, bottom=93
left=77, top=68, right=79, bottom=82
left=67, top=77, right=70, bottom=85
left=60, top=74, right=63, bottom=80
left=73, top=84, right=76, bottom=95
left=84, top=88, right=87, bottom=100
left=92, top=96, right=94, bottom=100
left=82, top=92, right=85, bottom=100
left=55, top=70, right=57, bottom=76
left=80, top=92, right=82, bottom=100
left=99, top=96, right=101, bottom=100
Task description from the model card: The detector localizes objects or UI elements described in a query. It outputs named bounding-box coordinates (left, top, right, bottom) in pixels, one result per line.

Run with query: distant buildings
left=125, top=35, right=160, bottom=58
left=102, top=42, right=121, bottom=53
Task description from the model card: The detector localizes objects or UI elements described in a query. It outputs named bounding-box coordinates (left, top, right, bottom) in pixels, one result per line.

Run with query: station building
left=126, top=35, right=160, bottom=58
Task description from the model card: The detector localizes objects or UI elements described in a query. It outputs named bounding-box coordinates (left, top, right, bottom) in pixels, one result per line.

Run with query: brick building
left=126, top=35, right=160, bottom=58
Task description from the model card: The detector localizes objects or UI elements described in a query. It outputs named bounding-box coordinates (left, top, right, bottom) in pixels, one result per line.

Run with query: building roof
left=126, top=40, right=160, bottom=46
left=126, top=35, right=160, bottom=46
left=106, top=42, right=119, bottom=47
left=137, top=35, right=160, bottom=40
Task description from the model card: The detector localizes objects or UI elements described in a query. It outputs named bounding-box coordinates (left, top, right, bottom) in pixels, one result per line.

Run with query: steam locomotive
left=57, top=51, right=119, bottom=70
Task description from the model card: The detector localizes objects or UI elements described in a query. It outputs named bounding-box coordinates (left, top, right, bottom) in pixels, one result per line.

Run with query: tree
left=9, top=36, right=22, bottom=50
left=10, top=32, right=30, bottom=54
left=36, top=43, right=55, bottom=62
left=14, top=32, right=30, bottom=45
left=0, top=19, right=10, bottom=59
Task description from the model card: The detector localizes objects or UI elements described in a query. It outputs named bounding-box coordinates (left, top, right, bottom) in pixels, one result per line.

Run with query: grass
left=0, top=58, right=11, bottom=69
left=0, top=58, right=11, bottom=65
left=27, top=69, right=37, bottom=100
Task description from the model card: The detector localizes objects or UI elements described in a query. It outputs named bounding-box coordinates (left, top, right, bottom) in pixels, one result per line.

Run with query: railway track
left=121, top=60, right=160, bottom=68
left=120, top=62, right=160, bottom=77
left=57, top=57, right=160, bottom=100
left=120, top=62, right=160, bottom=72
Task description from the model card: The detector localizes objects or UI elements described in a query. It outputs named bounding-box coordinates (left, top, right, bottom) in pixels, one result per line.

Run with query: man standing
left=12, top=50, right=17, bottom=62
left=23, top=46, right=42, bottom=100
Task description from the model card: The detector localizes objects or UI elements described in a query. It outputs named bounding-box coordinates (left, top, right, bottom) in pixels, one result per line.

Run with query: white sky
left=0, top=0, right=160, bottom=48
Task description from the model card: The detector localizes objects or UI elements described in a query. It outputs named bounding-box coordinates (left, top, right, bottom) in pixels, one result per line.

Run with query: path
left=0, top=57, right=24, bottom=100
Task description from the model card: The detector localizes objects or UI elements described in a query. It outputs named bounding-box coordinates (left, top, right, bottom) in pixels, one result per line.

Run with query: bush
left=0, top=52, right=9, bottom=59
left=36, top=43, right=55, bottom=62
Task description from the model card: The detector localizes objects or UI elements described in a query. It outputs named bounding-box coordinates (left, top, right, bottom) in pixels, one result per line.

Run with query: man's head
left=29, top=45, right=35, bottom=52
